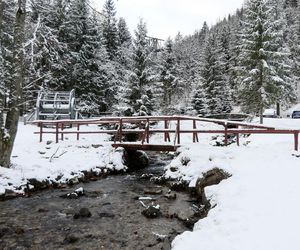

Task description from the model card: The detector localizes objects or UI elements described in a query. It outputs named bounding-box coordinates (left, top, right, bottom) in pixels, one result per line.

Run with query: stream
left=0, top=153, right=201, bottom=250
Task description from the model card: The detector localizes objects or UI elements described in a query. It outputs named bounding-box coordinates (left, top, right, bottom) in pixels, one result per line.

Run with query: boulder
left=142, top=205, right=161, bottom=218
left=124, top=150, right=149, bottom=170
left=196, top=168, right=231, bottom=204
left=73, top=208, right=92, bottom=219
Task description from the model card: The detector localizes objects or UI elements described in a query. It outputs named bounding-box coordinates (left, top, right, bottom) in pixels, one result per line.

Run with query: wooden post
left=236, top=126, right=240, bottom=146
left=55, top=123, right=59, bottom=143
left=193, top=120, right=199, bottom=143
left=164, top=120, right=167, bottom=142
left=177, top=118, right=180, bottom=144
left=77, top=124, right=80, bottom=140
left=294, top=131, right=299, bottom=151
left=224, top=124, right=228, bottom=146
left=39, top=122, right=43, bottom=142
left=119, top=119, right=123, bottom=142
left=146, top=118, right=150, bottom=143
left=61, top=123, right=64, bottom=141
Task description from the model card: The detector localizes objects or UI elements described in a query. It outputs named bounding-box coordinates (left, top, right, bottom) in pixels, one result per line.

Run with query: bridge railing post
left=146, top=118, right=150, bottom=143
left=236, top=131, right=240, bottom=146
left=224, top=123, right=228, bottom=146
left=119, top=118, right=123, bottom=142
left=55, top=122, right=59, bottom=143
left=164, top=120, right=167, bottom=142
left=294, top=131, right=299, bottom=151
left=61, top=123, right=64, bottom=141
left=177, top=118, right=180, bottom=145
left=39, top=122, right=43, bottom=142
left=77, top=123, right=80, bottom=140
left=193, top=119, right=199, bottom=143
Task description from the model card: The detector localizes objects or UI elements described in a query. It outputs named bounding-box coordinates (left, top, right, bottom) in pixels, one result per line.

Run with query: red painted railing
left=31, top=116, right=300, bottom=151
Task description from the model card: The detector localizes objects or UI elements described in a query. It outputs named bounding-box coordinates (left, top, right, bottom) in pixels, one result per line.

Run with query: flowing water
left=0, top=153, right=200, bottom=250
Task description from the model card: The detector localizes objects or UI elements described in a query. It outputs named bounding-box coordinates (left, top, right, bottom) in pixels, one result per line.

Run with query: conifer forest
left=1, top=0, right=300, bottom=117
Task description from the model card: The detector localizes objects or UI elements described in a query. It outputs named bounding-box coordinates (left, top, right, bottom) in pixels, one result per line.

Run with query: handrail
left=32, top=115, right=300, bottom=151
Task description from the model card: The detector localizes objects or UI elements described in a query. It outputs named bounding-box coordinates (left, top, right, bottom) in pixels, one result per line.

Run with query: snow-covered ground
left=164, top=118, right=300, bottom=250
left=0, top=123, right=125, bottom=195
left=1, top=117, right=300, bottom=249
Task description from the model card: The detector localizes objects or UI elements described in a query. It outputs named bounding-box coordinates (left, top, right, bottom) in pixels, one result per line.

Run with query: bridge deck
left=112, top=143, right=180, bottom=152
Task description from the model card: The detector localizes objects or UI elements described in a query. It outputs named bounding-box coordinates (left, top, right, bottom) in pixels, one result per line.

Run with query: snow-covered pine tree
left=117, top=17, right=131, bottom=46
left=125, top=19, right=155, bottom=116
left=159, top=37, right=178, bottom=107
left=238, top=0, right=295, bottom=123
left=192, top=83, right=207, bottom=116
left=200, top=31, right=232, bottom=115
left=102, top=0, right=119, bottom=60
left=115, top=17, right=133, bottom=109
left=173, top=34, right=200, bottom=109
left=61, top=0, right=116, bottom=113
left=289, top=1, right=300, bottom=100
left=22, top=0, right=66, bottom=112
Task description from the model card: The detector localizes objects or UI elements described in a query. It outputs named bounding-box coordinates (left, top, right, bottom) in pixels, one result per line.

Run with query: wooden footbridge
left=31, top=116, right=300, bottom=151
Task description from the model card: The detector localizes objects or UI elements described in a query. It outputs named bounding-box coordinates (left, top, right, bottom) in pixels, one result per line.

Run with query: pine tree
left=125, top=19, right=154, bottom=116
left=159, top=38, right=178, bottom=106
left=102, top=0, right=119, bottom=60
left=238, top=0, right=295, bottom=123
left=200, top=31, right=232, bottom=115
left=117, top=17, right=131, bottom=46
left=192, top=85, right=207, bottom=116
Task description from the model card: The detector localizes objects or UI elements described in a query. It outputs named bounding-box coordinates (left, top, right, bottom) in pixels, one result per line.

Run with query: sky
left=92, top=0, right=245, bottom=40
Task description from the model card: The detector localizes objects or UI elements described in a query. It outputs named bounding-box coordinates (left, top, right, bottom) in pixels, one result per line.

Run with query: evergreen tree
left=117, top=17, right=131, bottom=46
left=192, top=84, right=207, bottom=116
left=238, top=0, right=295, bottom=123
left=159, top=38, right=178, bottom=106
left=125, top=19, right=154, bottom=115
left=102, top=0, right=119, bottom=60
left=200, top=31, right=232, bottom=114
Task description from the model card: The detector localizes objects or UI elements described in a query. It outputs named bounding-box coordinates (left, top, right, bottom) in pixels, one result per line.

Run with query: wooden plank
left=112, top=143, right=180, bottom=152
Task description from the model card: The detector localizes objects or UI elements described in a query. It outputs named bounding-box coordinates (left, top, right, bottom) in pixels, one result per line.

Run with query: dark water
left=0, top=153, right=198, bottom=250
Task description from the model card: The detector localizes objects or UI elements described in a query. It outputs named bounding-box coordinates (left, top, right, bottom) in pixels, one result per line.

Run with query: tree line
left=1, top=0, right=300, bottom=167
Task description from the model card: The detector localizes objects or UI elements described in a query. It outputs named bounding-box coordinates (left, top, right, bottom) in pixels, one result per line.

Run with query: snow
left=164, top=118, right=300, bottom=250
left=0, top=123, right=126, bottom=195
left=1, top=117, right=300, bottom=249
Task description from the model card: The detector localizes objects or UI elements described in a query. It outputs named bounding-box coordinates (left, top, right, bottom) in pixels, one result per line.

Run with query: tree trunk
left=0, top=0, right=26, bottom=168
left=0, top=0, right=5, bottom=163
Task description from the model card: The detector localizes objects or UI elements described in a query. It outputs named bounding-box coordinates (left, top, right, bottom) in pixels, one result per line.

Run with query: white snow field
left=165, top=118, right=300, bottom=250
left=0, top=117, right=300, bottom=250
left=0, top=123, right=125, bottom=195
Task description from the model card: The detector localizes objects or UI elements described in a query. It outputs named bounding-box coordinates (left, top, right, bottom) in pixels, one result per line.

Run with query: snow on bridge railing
left=29, top=115, right=300, bottom=151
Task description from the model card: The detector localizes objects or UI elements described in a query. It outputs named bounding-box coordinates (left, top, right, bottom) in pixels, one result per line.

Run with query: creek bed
left=0, top=153, right=200, bottom=250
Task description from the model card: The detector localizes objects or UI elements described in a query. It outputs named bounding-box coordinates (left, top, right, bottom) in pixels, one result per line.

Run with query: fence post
left=119, top=119, right=123, bottom=142
left=39, top=122, right=43, bottom=142
left=177, top=118, right=180, bottom=144
left=193, top=119, right=199, bottom=143
left=164, top=120, right=167, bottom=142
left=77, top=124, right=80, bottom=140
left=236, top=126, right=240, bottom=146
left=146, top=118, right=150, bottom=143
left=224, top=124, right=228, bottom=146
left=55, top=122, right=59, bottom=143
left=294, top=131, right=299, bottom=151
left=61, top=123, right=64, bottom=141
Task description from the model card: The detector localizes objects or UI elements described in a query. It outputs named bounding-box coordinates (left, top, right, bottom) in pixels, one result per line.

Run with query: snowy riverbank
left=0, top=123, right=126, bottom=196
left=164, top=118, right=300, bottom=250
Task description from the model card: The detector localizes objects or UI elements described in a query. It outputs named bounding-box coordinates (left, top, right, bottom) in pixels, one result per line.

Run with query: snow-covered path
left=168, top=118, right=300, bottom=250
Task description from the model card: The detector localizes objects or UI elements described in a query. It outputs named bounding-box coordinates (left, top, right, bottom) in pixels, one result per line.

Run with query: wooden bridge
left=32, top=116, right=300, bottom=151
